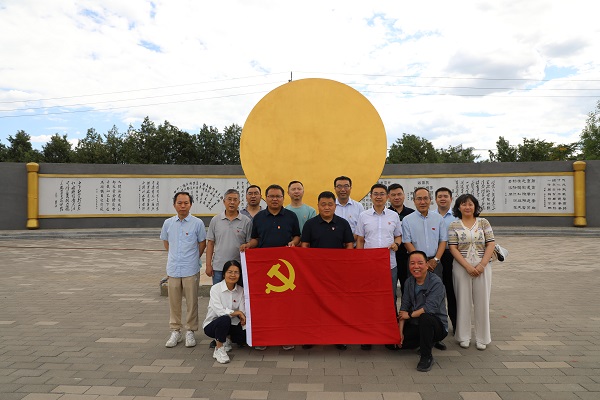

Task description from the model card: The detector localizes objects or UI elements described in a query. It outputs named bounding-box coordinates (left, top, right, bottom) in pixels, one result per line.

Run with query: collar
left=317, top=214, right=336, bottom=224
left=219, top=280, right=239, bottom=292
left=220, top=211, right=241, bottom=220
left=177, top=214, right=192, bottom=222
left=370, top=206, right=388, bottom=215
left=266, top=207, right=285, bottom=216
left=336, top=197, right=356, bottom=206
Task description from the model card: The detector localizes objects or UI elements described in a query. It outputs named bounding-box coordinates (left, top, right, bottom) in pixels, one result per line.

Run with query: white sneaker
left=224, top=338, right=233, bottom=352
left=459, top=341, right=470, bottom=349
left=282, top=345, right=295, bottom=351
left=476, top=342, right=487, bottom=351
left=165, top=331, right=182, bottom=348
left=185, top=331, right=196, bottom=347
left=213, top=347, right=230, bottom=364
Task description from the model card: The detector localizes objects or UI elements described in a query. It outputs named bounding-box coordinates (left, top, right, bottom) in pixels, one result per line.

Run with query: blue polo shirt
left=160, top=214, right=206, bottom=278
left=401, top=211, right=447, bottom=258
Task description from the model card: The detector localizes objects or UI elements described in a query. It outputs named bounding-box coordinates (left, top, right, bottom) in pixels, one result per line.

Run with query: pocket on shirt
left=182, top=232, right=197, bottom=242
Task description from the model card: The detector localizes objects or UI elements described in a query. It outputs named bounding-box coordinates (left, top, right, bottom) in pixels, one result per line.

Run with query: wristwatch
left=433, top=257, right=440, bottom=263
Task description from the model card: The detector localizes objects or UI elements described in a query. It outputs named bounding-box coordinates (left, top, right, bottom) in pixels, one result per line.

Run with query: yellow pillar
left=26, top=162, right=40, bottom=229
left=572, top=161, right=586, bottom=227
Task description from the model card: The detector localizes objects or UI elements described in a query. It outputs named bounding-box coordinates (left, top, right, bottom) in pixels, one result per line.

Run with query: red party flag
left=241, top=247, right=400, bottom=346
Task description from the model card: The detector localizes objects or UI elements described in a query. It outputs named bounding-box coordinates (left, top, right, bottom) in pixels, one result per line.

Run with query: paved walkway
left=0, top=232, right=599, bottom=400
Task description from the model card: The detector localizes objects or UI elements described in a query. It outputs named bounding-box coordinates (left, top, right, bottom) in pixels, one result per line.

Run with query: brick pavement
left=0, top=233, right=599, bottom=400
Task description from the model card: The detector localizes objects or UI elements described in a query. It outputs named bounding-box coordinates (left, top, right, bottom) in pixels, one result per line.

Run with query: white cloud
left=1, top=0, right=599, bottom=158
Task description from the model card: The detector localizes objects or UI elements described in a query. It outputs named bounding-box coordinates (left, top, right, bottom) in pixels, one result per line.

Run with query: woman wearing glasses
left=202, top=260, right=246, bottom=364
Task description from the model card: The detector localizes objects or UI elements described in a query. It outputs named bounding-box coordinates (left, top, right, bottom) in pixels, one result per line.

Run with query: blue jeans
left=212, top=270, right=223, bottom=285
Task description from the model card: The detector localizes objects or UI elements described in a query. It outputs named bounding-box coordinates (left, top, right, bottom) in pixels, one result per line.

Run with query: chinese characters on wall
left=40, top=175, right=574, bottom=216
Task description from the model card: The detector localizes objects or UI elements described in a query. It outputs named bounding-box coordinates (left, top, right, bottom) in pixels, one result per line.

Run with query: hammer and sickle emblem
left=265, top=259, right=296, bottom=294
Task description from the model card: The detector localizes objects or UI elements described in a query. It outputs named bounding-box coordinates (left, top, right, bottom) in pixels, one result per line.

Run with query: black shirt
left=251, top=207, right=301, bottom=248
left=388, top=205, right=415, bottom=221
left=301, top=214, right=354, bottom=249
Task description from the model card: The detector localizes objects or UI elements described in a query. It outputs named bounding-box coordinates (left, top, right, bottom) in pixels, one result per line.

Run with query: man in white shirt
left=333, top=175, right=365, bottom=241
left=356, top=183, right=402, bottom=350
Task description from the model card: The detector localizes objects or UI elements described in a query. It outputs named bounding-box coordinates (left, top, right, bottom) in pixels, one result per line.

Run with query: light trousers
left=168, top=273, right=199, bottom=331
left=452, top=259, right=492, bottom=345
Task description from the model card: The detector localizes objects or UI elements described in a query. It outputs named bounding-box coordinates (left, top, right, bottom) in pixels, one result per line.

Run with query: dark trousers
left=441, top=249, right=457, bottom=332
left=402, top=313, right=447, bottom=358
left=396, top=247, right=409, bottom=298
left=203, top=315, right=246, bottom=345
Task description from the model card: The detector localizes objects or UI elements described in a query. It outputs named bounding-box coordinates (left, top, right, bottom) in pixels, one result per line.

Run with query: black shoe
left=302, top=345, right=313, bottom=349
left=335, top=344, right=347, bottom=350
left=385, top=344, right=398, bottom=351
left=434, top=341, right=447, bottom=351
left=417, top=355, right=434, bottom=372
left=360, top=344, right=372, bottom=350
left=209, top=339, right=216, bottom=349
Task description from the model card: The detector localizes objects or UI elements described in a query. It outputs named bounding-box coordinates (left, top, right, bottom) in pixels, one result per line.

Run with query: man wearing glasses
left=401, top=187, right=448, bottom=351
left=355, top=183, right=402, bottom=350
left=240, top=184, right=301, bottom=351
left=240, top=185, right=263, bottom=220
left=333, top=176, right=365, bottom=241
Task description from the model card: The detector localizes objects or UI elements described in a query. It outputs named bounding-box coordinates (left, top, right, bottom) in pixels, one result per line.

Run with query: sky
left=1, top=0, right=599, bottom=160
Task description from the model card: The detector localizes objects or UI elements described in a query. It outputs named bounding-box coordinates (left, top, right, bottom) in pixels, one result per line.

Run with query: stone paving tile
left=230, top=390, right=269, bottom=399
left=156, top=387, right=196, bottom=397
left=2, top=235, right=600, bottom=400
left=306, top=393, right=345, bottom=400
left=460, top=393, right=502, bottom=400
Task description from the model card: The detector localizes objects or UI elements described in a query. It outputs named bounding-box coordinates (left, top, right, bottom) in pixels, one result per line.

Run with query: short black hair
left=334, top=176, right=352, bottom=187
left=288, top=180, right=303, bottom=189
left=173, top=191, right=193, bottom=204
left=246, top=185, right=261, bottom=194
left=388, top=183, right=404, bottom=192
left=318, top=191, right=336, bottom=201
left=435, top=187, right=452, bottom=198
left=222, top=260, right=243, bottom=285
left=408, top=250, right=428, bottom=263
left=265, top=184, right=284, bottom=197
left=370, top=183, right=388, bottom=194
left=452, top=194, right=483, bottom=218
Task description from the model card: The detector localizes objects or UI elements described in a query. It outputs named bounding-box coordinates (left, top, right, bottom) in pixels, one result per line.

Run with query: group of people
left=160, top=176, right=496, bottom=371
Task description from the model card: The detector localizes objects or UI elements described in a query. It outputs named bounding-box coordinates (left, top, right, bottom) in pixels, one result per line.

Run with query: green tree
left=0, top=141, right=7, bottom=161
left=104, top=126, right=125, bottom=164
left=580, top=101, right=600, bottom=160
left=488, top=136, right=518, bottom=162
left=516, top=138, right=554, bottom=162
left=157, top=120, right=196, bottom=164
left=42, top=133, right=73, bottom=163
left=6, top=130, right=42, bottom=162
left=387, top=133, right=439, bottom=164
left=122, top=117, right=157, bottom=164
left=438, top=144, right=480, bottom=163
left=220, top=124, right=242, bottom=165
left=74, top=128, right=106, bottom=163
left=549, top=142, right=579, bottom=161
left=194, top=124, right=222, bottom=164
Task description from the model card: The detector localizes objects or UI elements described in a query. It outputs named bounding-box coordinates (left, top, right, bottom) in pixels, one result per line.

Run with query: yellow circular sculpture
left=241, top=78, right=387, bottom=209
